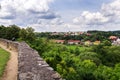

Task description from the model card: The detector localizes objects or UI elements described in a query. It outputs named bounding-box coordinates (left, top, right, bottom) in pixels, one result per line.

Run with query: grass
left=0, top=47, right=10, bottom=78
left=56, top=43, right=92, bottom=52
left=66, top=45, right=92, bottom=52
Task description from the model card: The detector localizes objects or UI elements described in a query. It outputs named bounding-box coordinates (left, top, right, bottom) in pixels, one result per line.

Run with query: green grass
left=66, top=45, right=92, bottom=52
left=0, top=48, right=10, bottom=78
left=56, top=44, right=92, bottom=52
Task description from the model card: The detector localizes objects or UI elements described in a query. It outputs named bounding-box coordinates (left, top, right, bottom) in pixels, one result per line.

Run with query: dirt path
left=0, top=44, right=18, bottom=80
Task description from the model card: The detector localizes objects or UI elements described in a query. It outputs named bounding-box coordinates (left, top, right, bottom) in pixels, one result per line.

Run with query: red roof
left=109, top=36, right=117, bottom=40
left=79, top=32, right=84, bottom=34
left=68, top=40, right=80, bottom=43
left=86, top=33, right=91, bottom=36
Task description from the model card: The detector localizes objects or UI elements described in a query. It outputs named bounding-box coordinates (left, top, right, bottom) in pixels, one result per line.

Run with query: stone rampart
left=0, top=39, right=62, bottom=80
left=0, top=38, right=19, bottom=52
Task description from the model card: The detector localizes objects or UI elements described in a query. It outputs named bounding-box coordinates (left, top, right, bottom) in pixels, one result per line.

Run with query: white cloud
left=73, top=0, right=120, bottom=31
left=0, top=0, right=120, bottom=32
left=50, top=18, right=64, bottom=25
left=73, top=11, right=109, bottom=25
left=0, top=0, right=59, bottom=26
left=0, top=0, right=53, bottom=12
left=36, top=0, right=120, bottom=32
left=101, top=0, right=120, bottom=23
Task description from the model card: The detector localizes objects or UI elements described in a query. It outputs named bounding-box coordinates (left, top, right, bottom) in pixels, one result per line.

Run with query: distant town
left=36, top=31, right=120, bottom=46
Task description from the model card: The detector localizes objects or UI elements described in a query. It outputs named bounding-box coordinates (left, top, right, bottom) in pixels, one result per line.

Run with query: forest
left=0, top=25, right=120, bottom=80
left=29, top=39, right=120, bottom=80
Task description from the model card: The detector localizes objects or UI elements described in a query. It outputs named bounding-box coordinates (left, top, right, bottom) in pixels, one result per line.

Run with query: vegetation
left=29, top=39, right=120, bottom=80
left=1, top=25, right=120, bottom=80
left=35, top=31, right=120, bottom=41
left=0, top=48, right=10, bottom=77
left=0, top=25, right=36, bottom=42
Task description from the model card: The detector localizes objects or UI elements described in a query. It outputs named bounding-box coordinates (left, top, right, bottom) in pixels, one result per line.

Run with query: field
left=0, top=48, right=10, bottom=78
left=66, top=45, right=92, bottom=52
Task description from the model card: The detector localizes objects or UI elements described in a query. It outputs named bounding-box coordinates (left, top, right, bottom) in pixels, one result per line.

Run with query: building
left=93, top=41, right=101, bottom=45
left=51, top=32, right=59, bottom=35
left=86, top=33, right=91, bottom=36
left=109, top=36, right=118, bottom=42
left=67, top=40, right=80, bottom=45
left=84, top=41, right=92, bottom=46
left=112, top=38, right=120, bottom=46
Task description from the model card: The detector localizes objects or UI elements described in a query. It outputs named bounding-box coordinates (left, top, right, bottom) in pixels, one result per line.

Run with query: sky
left=0, top=0, right=120, bottom=32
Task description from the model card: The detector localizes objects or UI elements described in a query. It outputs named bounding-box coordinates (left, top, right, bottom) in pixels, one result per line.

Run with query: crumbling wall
left=0, top=39, right=62, bottom=80
left=0, top=38, right=19, bottom=52
left=18, top=42, right=62, bottom=80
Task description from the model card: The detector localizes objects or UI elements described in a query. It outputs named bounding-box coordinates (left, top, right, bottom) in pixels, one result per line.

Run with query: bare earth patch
left=0, top=44, right=18, bottom=80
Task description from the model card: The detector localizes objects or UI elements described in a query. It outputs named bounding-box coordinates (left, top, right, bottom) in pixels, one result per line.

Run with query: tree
left=0, top=25, right=6, bottom=38
left=0, top=25, right=20, bottom=40
left=102, top=40, right=111, bottom=46
left=94, top=65, right=113, bottom=80
left=114, top=63, right=120, bottom=80
left=19, top=27, right=36, bottom=42
left=79, top=52, right=101, bottom=65
left=19, top=28, right=27, bottom=41
left=76, top=60, right=97, bottom=80
left=74, top=47, right=80, bottom=55
left=26, top=27, right=36, bottom=42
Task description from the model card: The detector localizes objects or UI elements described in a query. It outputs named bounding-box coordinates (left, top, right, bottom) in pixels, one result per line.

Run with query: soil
left=0, top=44, right=18, bottom=80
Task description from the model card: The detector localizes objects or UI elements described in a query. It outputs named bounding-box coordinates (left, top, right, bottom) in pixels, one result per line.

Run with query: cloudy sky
left=0, top=0, right=120, bottom=32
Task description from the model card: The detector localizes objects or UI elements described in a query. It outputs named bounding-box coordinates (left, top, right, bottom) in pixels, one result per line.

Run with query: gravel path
left=0, top=44, right=18, bottom=80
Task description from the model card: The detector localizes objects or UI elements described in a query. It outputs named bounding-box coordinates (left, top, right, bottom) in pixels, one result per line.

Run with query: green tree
left=26, top=27, right=36, bottom=42
left=19, top=27, right=36, bottom=42
left=79, top=52, right=101, bottom=65
left=19, top=28, right=27, bottom=41
left=4, top=25, right=20, bottom=40
left=102, top=40, right=111, bottom=46
left=76, top=60, right=97, bottom=80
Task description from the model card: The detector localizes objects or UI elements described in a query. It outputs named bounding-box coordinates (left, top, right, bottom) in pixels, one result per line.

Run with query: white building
left=112, top=38, right=120, bottom=46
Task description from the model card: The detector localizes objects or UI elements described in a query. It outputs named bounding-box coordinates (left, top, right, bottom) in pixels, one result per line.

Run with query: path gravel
left=0, top=44, right=18, bottom=80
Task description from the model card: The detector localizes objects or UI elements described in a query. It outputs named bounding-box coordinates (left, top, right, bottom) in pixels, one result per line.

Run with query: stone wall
left=0, top=38, right=19, bottom=52
left=18, top=42, right=62, bottom=80
left=0, top=39, right=62, bottom=80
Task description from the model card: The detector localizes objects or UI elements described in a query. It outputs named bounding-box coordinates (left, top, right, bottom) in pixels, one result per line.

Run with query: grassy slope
left=0, top=48, right=10, bottom=78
